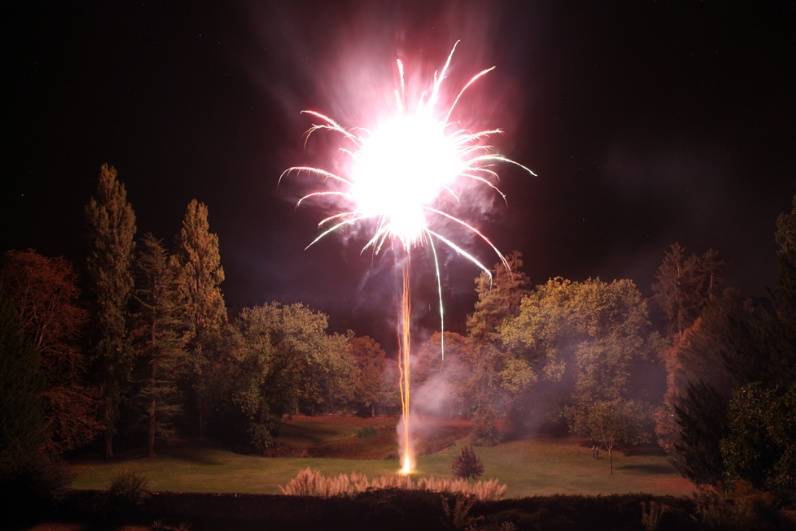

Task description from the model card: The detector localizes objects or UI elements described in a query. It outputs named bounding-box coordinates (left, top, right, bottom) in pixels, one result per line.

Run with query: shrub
left=472, top=408, right=501, bottom=446
left=107, top=469, right=151, bottom=508
left=452, top=445, right=485, bottom=480
left=357, top=426, right=378, bottom=439
left=640, top=500, right=669, bottom=531
left=442, top=495, right=477, bottom=529
left=279, top=468, right=506, bottom=501
left=690, top=483, right=779, bottom=531
left=248, top=422, right=274, bottom=454
left=721, top=382, right=796, bottom=499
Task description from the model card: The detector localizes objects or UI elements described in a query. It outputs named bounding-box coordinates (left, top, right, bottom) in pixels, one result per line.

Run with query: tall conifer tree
left=132, top=234, right=186, bottom=456
left=85, top=163, right=136, bottom=458
left=175, top=199, right=226, bottom=437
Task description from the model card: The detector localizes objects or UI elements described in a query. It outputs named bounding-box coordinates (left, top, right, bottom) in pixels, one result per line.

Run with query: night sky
left=7, top=1, right=795, bottom=347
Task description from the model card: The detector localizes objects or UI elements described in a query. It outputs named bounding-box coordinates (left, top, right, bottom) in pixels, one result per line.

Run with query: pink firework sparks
left=280, top=40, right=535, bottom=360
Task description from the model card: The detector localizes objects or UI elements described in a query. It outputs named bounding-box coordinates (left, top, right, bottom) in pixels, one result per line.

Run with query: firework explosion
left=281, top=41, right=534, bottom=474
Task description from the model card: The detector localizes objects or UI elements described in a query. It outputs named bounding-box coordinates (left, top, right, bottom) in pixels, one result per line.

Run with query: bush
left=452, top=445, right=485, bottom=480
left=640, top=500, right=669, bottom=531
left=690, top=481, right=786, bottom=531
left=473, top=408, right=501, bottom=446
left=442, top=495, right=477, bottom=529
left=248, top=422, right=275, bottom=454
left=721, top=383, right=796, bottom=499
left=357, top=426, right=377, bottom=439
left=107, top=469, right=151, bottom=508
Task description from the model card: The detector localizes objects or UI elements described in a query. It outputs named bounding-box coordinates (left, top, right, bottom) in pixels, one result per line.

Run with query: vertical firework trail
left=398, top=258, right=414, bottom=473
left=281, top=42, right=534, bottom=474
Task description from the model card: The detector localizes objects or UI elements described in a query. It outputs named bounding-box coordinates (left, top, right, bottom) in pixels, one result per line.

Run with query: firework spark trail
left=281, top=41, right=534, bottom=474
left=398, top=260, right=414, bottom=474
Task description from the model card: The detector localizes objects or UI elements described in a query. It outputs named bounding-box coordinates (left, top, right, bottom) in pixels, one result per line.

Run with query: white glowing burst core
left=350, top=113, right=462, bottom=248
left=281, top=41, right=536, bottom=349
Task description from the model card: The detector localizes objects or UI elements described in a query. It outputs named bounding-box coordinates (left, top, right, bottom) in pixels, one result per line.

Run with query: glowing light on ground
left=282, top=41, right=534, bottom=474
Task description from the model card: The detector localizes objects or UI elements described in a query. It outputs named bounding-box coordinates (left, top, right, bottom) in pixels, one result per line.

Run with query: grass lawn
left=70, top=416, right=693, bottom=498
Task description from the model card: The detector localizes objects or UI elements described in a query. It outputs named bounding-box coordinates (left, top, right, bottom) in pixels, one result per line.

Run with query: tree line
left=411, top=196, right=795, bottom=496
left=1, top=162, right=793, bottom=503
left=0, top=163, right=395, bottom=471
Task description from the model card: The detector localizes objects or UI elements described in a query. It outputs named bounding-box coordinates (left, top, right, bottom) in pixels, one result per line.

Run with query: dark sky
left=7, top=1, right=795, bottom=348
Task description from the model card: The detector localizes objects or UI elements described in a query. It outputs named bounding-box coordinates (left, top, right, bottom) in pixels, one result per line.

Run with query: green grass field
left=70, top=416, right=693, bottom=498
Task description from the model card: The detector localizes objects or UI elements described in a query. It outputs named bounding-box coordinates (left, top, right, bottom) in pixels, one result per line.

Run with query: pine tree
left=85, top=163, right=136, bottom=459
left=175, top=199, right=226, bottom=438
left=132, top=234, right=186, bottom=457
left=451, top=445, right=485, bottom=479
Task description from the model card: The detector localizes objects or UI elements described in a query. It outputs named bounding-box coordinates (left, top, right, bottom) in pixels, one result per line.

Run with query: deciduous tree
left=501, top=277, right=653, bottom=404
left=568, top=399, right=650, bottom=474
left=0, top=250, right=98, bottom=454
left=0, top=295, right=44, bottom=465
left=230, top=302, right=355, bottom=452
left=349, top=336, right=386, bottom=416
left=466, top=251, right=530, bottom=343
left=652, top=243, right=723, bottom=337
left=464, top=253, right=534, bottom=441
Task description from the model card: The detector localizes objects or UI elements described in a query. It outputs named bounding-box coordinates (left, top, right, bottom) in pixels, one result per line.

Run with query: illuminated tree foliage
left=652, top=243, right=724, bottom=452
left=652, top=242, right=723, bottom=337
left=131, top=234, right=186, bottom=457
left=502, top=277, right=654, bottom=404
left=466, top=251, right=530, bottom=343
left=85, top=163, right=137, bottom=459
left=349, top=336, right=386, bottom=417
left=0, top=250, right=98, bottom=454
left=465, top=252, right=534, bottom=442
left=227, top=303, right=355, bottom=452
left=175, top=199, right=227, bottom=438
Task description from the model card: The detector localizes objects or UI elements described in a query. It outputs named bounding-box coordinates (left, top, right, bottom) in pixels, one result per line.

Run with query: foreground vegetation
left=28, top=489, right=796, bottom=531
left=279, top=468, right=508, bottom=500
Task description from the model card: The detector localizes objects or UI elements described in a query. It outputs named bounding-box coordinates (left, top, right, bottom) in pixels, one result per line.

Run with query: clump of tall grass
left=279, top=468, right=507, bottom=501
left=108, top=469, right=151, bottom=505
